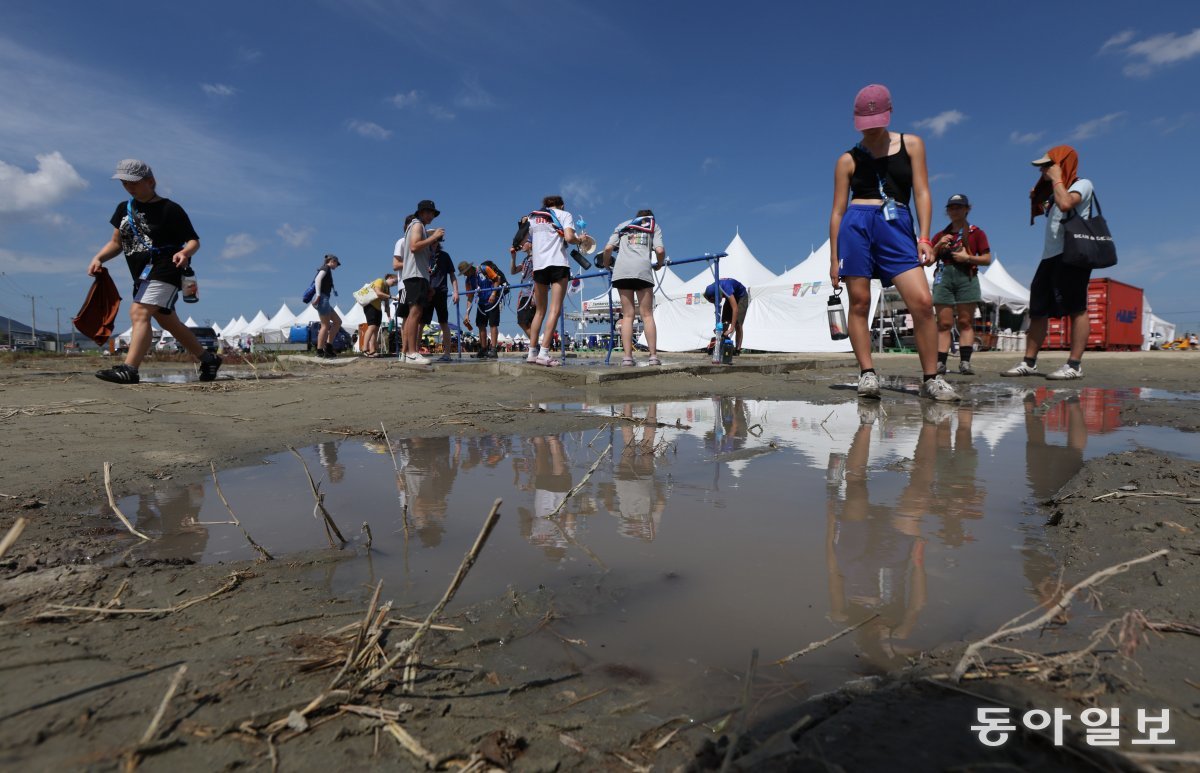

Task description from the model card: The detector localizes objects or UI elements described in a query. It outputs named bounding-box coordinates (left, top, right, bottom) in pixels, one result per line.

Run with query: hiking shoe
left=958, top=360, right=975, bottom=376
left=936, top=360, right=947, bottom=376
left=1045, top=363, right=1083, bottom=380
left=198, top=353, right=223, bottom=382
left=856, top=371, right=881, bottom=400
left=96, top=364, right=139, bottom=385
left=1001, top=361, right=1039, bottom=377
left=405, top=353, right=430, bottom=365
left=920, top=375, right=962, bottom=402
left=315, top=349, right=328, bottom=358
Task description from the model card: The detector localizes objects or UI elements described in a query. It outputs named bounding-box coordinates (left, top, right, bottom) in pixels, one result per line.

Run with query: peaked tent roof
left=770, top=240, right=832, bottom=285
left=265, top=303, right=297, bottom=331
left=294, top=304, right=320, bottom=324
left=982, top=258, right=1031, bottom=311
left=242, top=310, right=271, bottom=335
left=678, top=232, right=780, bottom=293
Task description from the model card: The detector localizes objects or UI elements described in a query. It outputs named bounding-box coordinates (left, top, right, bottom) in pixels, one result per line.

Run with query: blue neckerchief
left=530, top=209, right=565, bottom=236
left=619, top=216, right=655, bottom=235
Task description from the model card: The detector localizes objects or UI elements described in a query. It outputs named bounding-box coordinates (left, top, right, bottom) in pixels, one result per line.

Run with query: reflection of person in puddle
left=1021, top=389, right=1087, bottom=610
left=316, top=441, right=346, bottom=484
left=399, top=436, right=459, bottom=548
left=135, top=482, right=208, bottom=562
left=519, top=435, right=575, bottom=560
left=923, top=403, right=984, bottom=547
left=705, top=397, right=750, bottom=454
left=603, top=405, right=668, bottom=541
left=826, top=418, right=927, bottom=672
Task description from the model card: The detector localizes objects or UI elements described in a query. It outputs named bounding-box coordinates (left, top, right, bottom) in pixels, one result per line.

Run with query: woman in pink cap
left=829, top=85, right=960, bottom=403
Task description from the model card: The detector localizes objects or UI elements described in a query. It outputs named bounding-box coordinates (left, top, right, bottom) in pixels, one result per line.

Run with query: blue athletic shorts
left=837, top=204, right=921, bottom=287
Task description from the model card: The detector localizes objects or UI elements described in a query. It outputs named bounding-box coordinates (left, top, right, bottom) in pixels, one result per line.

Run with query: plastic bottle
left=182, top=267, right=199, bottom=303
left=712, top=322, right=724, bottom=364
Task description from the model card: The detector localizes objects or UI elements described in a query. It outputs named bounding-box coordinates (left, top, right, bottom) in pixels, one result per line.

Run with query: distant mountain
left=0, top=315, right=98, bottom=349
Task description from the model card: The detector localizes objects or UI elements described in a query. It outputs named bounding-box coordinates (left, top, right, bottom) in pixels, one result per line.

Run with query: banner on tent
left=791, top=281, right=825, bottom=297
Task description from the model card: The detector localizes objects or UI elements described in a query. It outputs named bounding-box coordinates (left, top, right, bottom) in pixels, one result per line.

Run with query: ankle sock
left=959, top=345, right=973, bottom=362
left=1023, top=356, right=1037, bottom=368
left=1067, top=359, right=1082, bottom=369
left=923, top=373, right=936, bottom=382
left=937, top=351, right=949, bottom=365
left=860, top=368, right=876, bottom=376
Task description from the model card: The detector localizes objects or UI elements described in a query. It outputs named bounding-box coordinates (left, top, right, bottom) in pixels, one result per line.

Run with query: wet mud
left=1, top=351, right=1197, bottom=770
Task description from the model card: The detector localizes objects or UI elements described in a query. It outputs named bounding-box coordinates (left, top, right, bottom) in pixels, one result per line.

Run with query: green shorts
left=932, top=264, right=981, bottom=306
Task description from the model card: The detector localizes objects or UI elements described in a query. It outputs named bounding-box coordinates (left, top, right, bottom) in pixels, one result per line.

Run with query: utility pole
left=24, top=294, right=37, bottom=351
left=53, top=307, right=63, bottom=353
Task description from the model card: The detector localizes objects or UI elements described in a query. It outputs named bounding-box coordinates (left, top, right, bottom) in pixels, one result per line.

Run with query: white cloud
left=1098, top=29, right=1136, bottom=54
left=237, top=46, right=263, bottom=64
left=219, top=233, right=261, bottom=260
left=701, top=157, right=719, bottom=173
left=0, top=37, right=307, bottom=210
left=1009, top=130, right=1044, bottom=145
left=927, top=172, right=954, bottom=183
left=455, top=73, right=495, bottom=109
left=1150, top=114, right=1192, bottom=135
left=560, top=178, right=600, bottom=210
left=0, top=247, right=81, bottom=275
left=1101, top=27, right=1200, bottom=76
left=0, top=151, right=87, bottom=214
left=390, top=90, right=421, bottom=108
left=1069, top=112, right=1125, bottom=141
left=277, top=223, right=315, bottom=248
left=913, top=110, right=966, bottom=137
left=201, top=83, right=236, bottom=97
left=347, top=120, right=392, bottom=140
left=426, top=105, right=456, bottom=121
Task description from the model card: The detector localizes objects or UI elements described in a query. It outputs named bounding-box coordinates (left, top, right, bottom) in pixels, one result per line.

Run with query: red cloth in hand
left=1029, top=145, right=1079, bottom=224
left=74, top=267, right=122, bottom=345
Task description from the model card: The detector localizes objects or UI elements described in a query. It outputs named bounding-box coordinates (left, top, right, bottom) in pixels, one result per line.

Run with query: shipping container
left=1040, top=278, right=1144, bottom=351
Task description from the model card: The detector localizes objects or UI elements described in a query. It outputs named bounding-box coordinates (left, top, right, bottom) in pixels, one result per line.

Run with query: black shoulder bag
left=1062, top=193, right=1117, bottom=269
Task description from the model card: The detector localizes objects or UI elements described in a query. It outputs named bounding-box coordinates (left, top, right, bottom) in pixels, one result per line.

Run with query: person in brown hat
left=393, top=200, right=444, bottom=365
left=87, top=159, right=221, bottom=384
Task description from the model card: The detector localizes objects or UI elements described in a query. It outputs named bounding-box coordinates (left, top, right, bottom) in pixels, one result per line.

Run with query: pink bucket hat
left=853, top=84, right=892, bottom=131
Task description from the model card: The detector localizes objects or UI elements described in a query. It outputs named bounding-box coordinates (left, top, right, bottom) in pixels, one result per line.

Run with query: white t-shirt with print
left=529, top=207, right=574, bottom=271
left=1043, top=178, right=1095, bottom=259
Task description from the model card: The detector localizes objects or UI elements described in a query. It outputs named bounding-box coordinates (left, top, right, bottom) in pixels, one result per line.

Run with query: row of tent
left=122, top=232, right=1173, bottom=352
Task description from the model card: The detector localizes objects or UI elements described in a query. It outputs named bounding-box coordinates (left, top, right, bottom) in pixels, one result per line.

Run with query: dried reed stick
left=103, top=462, right=151, bottom=541
left=287, top=446, right=346, bottom=546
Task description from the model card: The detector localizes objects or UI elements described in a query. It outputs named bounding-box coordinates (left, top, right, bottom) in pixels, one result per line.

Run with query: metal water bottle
left=182, top=267, right=199, bottom=303
left=712, top=322, right=724, bottom=364
left=827, top=288, right=848, bottom=340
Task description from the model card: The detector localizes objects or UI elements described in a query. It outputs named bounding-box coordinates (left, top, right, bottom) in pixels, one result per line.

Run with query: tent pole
left=606, top=271, right=615, bottom=366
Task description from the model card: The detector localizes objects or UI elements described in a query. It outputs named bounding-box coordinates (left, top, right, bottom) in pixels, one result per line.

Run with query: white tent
left=581, top=265, right=689, bottom=318
left=220, top=317, right=238, bottom=337
left=241, top=310, right=271, bottom=336
left=182, top=316, right=199, bottom=327
left=265, top=304, right=296, bottom=331
left=981, top=258, right=1031, bottom=312
left=294, top=304, right=321, bottom=324
left=677, top=232, right=779, bottom=294
left=221, top=315, right=249, bottom=339
left=1141, top=296, right=1176, bottom=350
left=342, top=302, right=366, bottom=328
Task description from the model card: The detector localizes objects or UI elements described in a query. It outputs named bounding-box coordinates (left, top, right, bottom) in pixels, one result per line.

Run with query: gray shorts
left=132, top=279, right=179, bottom=313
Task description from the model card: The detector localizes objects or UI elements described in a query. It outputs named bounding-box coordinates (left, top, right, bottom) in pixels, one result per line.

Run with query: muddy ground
left=0, top=350, right=1197, bottom=771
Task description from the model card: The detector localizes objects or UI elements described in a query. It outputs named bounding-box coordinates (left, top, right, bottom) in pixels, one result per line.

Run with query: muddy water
left=118, top=386, right=1198, bottom=712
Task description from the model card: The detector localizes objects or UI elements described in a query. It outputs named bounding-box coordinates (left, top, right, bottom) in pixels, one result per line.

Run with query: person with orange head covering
left=1001, top=145, right=1096, bottom=381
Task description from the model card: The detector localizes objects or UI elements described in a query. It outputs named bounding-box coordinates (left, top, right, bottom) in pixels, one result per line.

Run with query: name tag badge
left=881, top=198, right=898, bottom=222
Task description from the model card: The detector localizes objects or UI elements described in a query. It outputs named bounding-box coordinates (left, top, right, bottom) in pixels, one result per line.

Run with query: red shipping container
left=1041, top=278, right=1143, bottom=351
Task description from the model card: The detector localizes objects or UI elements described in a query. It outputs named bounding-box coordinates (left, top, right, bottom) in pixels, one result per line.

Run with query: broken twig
left=103, top=462, right=151, bottom=541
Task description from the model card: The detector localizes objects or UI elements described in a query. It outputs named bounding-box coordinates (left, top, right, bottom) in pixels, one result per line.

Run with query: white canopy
left=221, top=315, right=249, bottom=338
left=265, top=304, right=296, bottom=331
left=183, top=316, right=199, bottom=327
left=342, top=303, right=366, bottom=328
left=981, top=258, right=1031, bottom=312
left=581, top=265, right=689, bottom=316
left=241, top=310, right=271, bottom=336
left=677, top=232, right=779, bottom=294
left=294, top=304, right=321, bottom=324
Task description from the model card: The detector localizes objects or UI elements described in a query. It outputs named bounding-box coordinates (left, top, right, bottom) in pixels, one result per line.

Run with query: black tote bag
left=1062, top=193, right=1117, bottom=269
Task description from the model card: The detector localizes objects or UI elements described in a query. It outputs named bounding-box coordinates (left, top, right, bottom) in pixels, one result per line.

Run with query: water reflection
left=317, top=440, right=346, bottom=484
left=601, top=405, right=669, bottom=541
left=132, top=482, right=208, bottom=562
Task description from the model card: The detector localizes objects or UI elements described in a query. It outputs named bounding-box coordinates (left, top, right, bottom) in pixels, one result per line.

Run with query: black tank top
left=848, top=134, right=913, bottom=205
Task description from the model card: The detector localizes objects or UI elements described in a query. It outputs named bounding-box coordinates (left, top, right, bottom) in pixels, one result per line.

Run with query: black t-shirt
left=109, top=198, right=199, bottom=286
left=430, top=249, right=455, bottom=293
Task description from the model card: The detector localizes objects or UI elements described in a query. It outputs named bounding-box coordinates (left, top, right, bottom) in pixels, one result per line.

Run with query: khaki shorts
left=932, top=264, right=981, bottom=306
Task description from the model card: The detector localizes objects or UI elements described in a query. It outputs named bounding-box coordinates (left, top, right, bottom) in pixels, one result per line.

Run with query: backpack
left=301, top=279, right=317, bottom=304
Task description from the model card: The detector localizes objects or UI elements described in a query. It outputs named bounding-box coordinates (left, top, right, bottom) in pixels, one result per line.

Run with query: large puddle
left=114, top=386, right=1197, bottom=712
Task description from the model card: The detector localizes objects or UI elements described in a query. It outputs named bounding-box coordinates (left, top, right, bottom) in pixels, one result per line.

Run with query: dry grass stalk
left=380, top=422, right=410, bottom=543
left=210, top=462, right=273, bottom=560
left=952, top=548, right=1169, bottom=681
left=719, top=648, right=759, bottom=773
left=1092, top=490, right=1200, bottom=504
left=45, top=570, right=250, bottom=618
left=359, top=499, right=503, bottom=690
left=385, top=721, right=439, bottom=767
left=103, top=462, right=151, bottom=541
left=287, top=446, right=347, bottom=547
left=121, top=664, right=189, bottom=771
left=0, top=517, right=28, bottom=559
left=549, top=444, right=611, bottom=520
left=773, top=614, right=880, bottom=665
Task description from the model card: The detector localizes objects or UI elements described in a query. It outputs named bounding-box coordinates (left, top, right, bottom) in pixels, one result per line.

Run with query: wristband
left=917, top=238, right=932, bottom=246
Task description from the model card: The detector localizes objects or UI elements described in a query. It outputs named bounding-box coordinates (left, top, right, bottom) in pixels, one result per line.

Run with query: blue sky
left=2, top=1, right=1199, bottom=336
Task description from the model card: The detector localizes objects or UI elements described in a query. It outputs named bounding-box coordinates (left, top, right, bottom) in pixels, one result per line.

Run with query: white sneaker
left=857, top=402, right=880, bottom=425
left=1045, top=363, right=1083, bottom=380
left=920, top=375, right=962, bottom=402
left=405, top=353, right=430, bottom=365
left=1001, top=361, right=1039, bottom=377
left=857, top=371, right=881, bottom=400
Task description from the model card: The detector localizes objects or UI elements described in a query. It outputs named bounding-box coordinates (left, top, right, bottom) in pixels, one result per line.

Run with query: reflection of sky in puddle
left=120, top=386, right=1197, bottom=705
